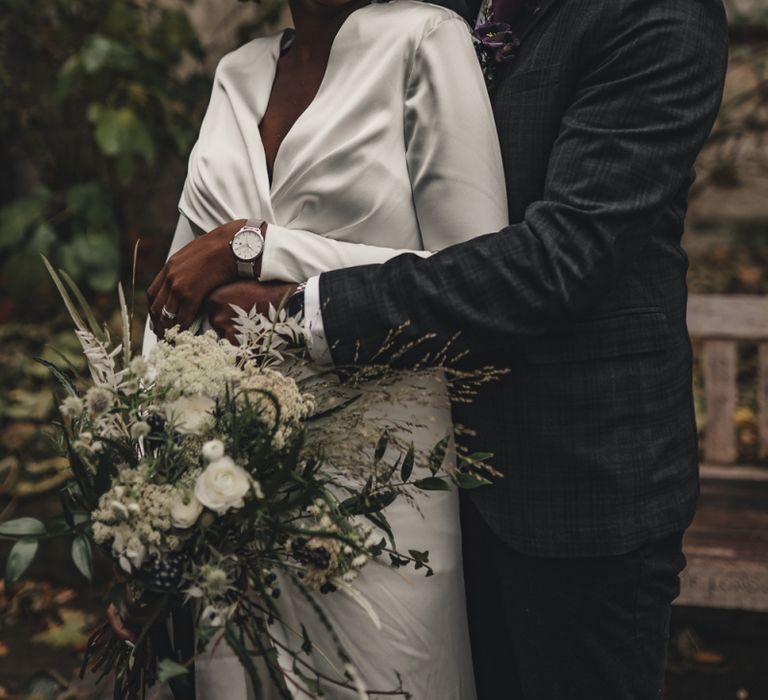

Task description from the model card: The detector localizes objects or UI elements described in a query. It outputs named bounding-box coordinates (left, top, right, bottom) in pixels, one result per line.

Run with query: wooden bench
left=677, top=294, right=768, bottom=611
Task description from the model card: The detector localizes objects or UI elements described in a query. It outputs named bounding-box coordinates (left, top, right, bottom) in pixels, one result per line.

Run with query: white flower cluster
left=59, top=396, right=84, bottom=419
left=92, top=464, right=180, bottom=572
left=294, top=500, right=372, bottom=592
left=149, top=328, right=239, bottom=401
left=239, top=366, right=315, bottom=449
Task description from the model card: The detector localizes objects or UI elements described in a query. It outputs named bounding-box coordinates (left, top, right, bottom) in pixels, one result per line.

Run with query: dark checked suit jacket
left=317, top=0, right=729, bottom=557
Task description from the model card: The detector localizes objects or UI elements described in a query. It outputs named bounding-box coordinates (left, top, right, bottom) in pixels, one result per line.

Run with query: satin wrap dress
left=144, top=2, right=508, bottom=697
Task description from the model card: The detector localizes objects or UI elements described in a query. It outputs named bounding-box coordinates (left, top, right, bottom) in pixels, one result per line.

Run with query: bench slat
left=702, top=340, right=738, bottom=464
left=688, top=294, right=768, bottom=339
left=760, top=343, right=768, bottom=461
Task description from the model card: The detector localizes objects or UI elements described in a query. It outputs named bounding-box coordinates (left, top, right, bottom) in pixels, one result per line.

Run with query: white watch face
left=232, top=228, right=264, bottom=262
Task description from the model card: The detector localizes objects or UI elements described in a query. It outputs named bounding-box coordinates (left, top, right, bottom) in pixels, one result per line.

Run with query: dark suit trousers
left=460, top=495, right=686, bottom=699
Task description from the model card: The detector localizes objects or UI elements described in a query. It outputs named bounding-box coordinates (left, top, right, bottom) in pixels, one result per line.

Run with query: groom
left=205, top=0, right=729, bottom=697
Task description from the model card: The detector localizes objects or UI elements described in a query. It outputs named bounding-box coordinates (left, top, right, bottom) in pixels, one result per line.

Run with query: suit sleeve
left=257, top=17, right=507, bottom=283
left=318, top=0, right=729, bottom=368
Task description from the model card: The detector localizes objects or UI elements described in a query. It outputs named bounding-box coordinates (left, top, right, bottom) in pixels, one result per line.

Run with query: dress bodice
left=178, top=1, right=508, bottom=259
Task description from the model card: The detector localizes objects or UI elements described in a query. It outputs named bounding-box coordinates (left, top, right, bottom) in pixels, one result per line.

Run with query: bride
left=143, top=0, right=508, bottom=696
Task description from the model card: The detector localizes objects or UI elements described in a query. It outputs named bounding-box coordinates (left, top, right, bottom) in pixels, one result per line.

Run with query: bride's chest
left=259, top=56, right=329, bottom=178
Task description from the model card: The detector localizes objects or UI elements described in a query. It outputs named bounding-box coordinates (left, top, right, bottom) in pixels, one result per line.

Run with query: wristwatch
left=230, top=219, right=266, bottom=278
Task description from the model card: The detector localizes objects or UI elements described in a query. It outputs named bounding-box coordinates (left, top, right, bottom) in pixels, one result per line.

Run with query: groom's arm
left=311, top=0, right=728, bottom=368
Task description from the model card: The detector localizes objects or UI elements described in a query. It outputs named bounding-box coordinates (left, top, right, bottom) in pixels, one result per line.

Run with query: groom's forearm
left=317, top=0, right=728, bottom=369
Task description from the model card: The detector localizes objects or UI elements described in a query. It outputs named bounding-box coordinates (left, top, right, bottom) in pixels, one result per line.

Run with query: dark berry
left=146, top=413, right=166, bottom=435
left=290, top=539, right=331, bottom=570
left=144, top=552, right=186, bottom=591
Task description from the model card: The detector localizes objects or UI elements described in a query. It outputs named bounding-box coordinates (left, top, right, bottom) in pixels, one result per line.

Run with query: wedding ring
left=161, top=306, right=177, bottom=322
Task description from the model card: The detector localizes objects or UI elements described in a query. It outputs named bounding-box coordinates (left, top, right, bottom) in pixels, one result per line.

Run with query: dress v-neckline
left=259, top=3, right=373, bottom=196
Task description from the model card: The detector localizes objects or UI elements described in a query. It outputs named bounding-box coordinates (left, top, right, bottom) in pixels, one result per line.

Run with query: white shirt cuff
left=304, top=275, right=332, bottom=365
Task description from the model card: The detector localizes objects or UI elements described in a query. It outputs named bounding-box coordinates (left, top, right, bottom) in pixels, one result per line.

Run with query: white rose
left=166, top=395, right=216, bottom=435
left=202, top=439, right=225, bottom=462
left=194, top=457, right=252, bottom=515
left=170, top=490, right=204, bottom=528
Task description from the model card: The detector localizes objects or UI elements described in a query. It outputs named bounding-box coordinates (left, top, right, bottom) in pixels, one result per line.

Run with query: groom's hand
left=147, top=219, right=247, bottom=336
left=206, top=280, right=298, bottom=344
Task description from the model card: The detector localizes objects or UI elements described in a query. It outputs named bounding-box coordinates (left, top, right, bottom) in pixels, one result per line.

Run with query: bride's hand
left=206, top=280, right=298, bottom=344
left=147, top=219, right=247, bottom=335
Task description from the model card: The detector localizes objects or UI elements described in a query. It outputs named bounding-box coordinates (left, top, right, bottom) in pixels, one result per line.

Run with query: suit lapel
left=515, top=0, right=561, bottom=43
left=492, top=0, right=561, bottom=86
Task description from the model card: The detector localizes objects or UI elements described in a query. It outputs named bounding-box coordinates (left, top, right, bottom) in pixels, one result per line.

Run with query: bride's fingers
left=147, top=265, right=168, bottom=305
left=174, top=298, right=197, bottom=331
left=106, top=603, right=137, bottom=644
left=149, top=282, right=178, bottom=336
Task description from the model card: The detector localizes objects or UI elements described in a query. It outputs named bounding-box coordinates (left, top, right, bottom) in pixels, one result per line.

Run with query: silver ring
left=161, top=306, right=177, bottom=322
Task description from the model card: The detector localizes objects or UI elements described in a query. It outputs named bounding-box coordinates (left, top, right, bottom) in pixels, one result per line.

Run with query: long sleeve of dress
left=258, top=17, right=508, bottom=284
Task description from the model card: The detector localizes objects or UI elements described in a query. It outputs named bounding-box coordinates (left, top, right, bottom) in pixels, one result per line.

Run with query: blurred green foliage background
left=0, top=0, right=284, bottom=309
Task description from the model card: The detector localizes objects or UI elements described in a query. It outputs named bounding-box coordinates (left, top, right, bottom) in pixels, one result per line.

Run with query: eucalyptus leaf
left=400, top=443, right=415, bottom=482
left=413, top=477, right=452, bottom=492
left=365, top=512, right=395, bottom=545
left=0, top=517, right=46, bottom=536
left=467, top=452, right=494, bottom=462
left=5, top=537, right=39, bottom=584
left=72, top=534, right=94, bottom=581
left=374, top=430, right=389, bottom=463
left=300, top=624, right=312, bottom=655
left=156, top=658, right=189, bottom=683
left=429, top=435, right=451, bottom=475
left=454, top=472, right=492, bottom=490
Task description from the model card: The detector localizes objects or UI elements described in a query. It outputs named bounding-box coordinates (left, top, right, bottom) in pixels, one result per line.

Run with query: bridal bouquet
left=1, top=260, right=496, bottom=699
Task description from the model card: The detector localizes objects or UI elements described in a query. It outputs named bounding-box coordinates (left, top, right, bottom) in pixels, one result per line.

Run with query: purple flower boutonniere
left=473, top=22, right=520, bottom=89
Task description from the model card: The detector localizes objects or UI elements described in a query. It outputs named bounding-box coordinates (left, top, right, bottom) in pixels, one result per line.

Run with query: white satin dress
left=145, top=2, right=508, bottom=697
